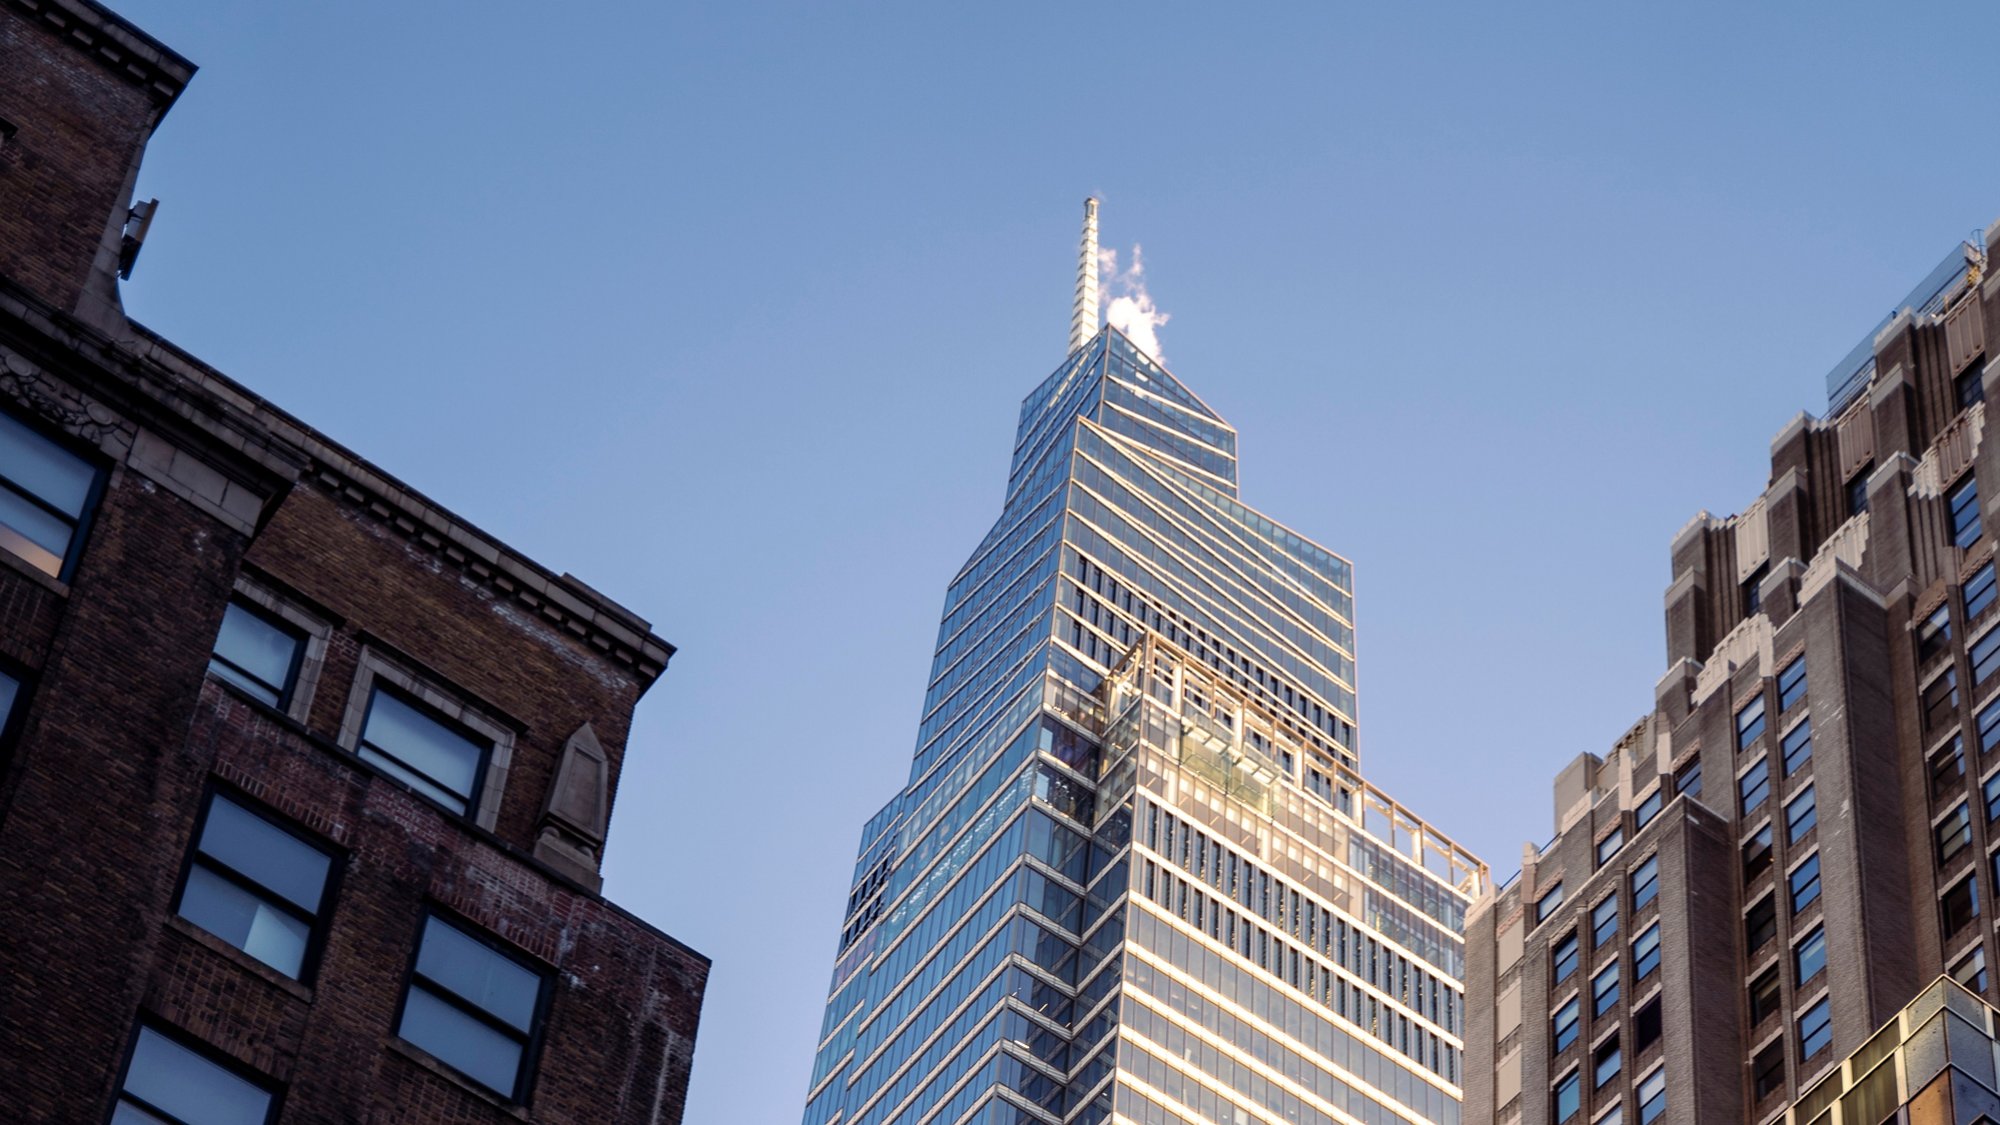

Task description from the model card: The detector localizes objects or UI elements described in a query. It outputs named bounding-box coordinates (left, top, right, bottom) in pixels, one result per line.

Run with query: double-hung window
left=1980, top=697, right=2000, bottom=753
left=1781, top=720, right=1812, bottom=776
left=1675, top=759, right=1702, bottom=799
left=1777, top=656, right=1806, bottom=710
left=1552, top=931, right=1580, bottom=983
left=113, top=1024, right=276, bottom=1124
left=1949, top=474, right=1982, bottom=549
left=1919, top=602, right=1954, bottom=664
left=1789, top=853, right=1821, bottom=913
left=1943, top=874, right=1981, bottom=937
left=1848, top=465, right=1872, bottom=517
left=1553, top=997, right=1581, bottom=1052
left=1747, top=895, right=1777, bottom=950
left=359, top=687, right=492, bottom=817
left=1750, top=965, right=1782, bottom=1024
left=1975, top=627, right=2000, bottom=686
left=1785, top=786, right=1818, bottom=844
left=1754, top=1040, right=1786, bottom=1101
left=1592, top=893, right=1619, bottom=948
left=0, top=408, right=99, bottom=580
left=1537, top=882, right=1566, bottom=924
left=0, top=666, right=19, bottom=744
left=1933, top=737, right=1967, bottom=798
left=1637, top=1066, right=1666, bottom=1124
left=1954, top=946, right=1989, bottom=993
left=1960, top=367, right=1987, bottom=409
left=1634, top=787, right=1663, bottom=828
left=1986, top=771, right=2000, bottom=822
left=398, top=914, right=550, bottom=1100
left=1594, top=1036, right=1622, bottom=1088
left=1798, top=998, right=1833, bottom=1061
left=1795, top=924, right=1827, bottom=986
left=175, top=792, right=335, bottom=979
left=1939, top=802, right=1974, bottom=864
left=1633, top=922, right=1661, bottom=980
left=1596, top=827, right=1624, bottom=868
left=208, top=602, right=305, bottom=709
left=1592, top=962, right=1620, bottom=1016
left=1925, top=669, right=1960, bottom=732
left=1739, top=758, right=1770, bottom=815
left=1970, top=562, right=2000, bottom=620
left=1736, top=695, right=1767, bottom=750
left=1554, top=1070, right=1581, bottom=1122
left=1631, top=855, right=1659, bottom=910
left=1743, top=823, right=1774, bottom=883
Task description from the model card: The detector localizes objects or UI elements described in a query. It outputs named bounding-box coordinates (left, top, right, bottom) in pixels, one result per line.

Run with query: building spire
left=1068, top=197, right=1101, bottom=355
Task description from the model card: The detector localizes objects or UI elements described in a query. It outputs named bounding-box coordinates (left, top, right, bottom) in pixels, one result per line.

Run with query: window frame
left=1924, top=667, right=1961, bottom=733
left=0, top=402, right=108, bottom=584
left=1780, top=718, right=1812, bottom=778
left=170, top=784, right=342, bottom=984
left=1918, top=601, right=1953, bottom=665
left=1591, top=892, right=1619, bottom=948
left=1596, top=827, right=1625, bottom=869
left=207, top=598, right=310, bottom=714
left=0, top=657, right=28, bottom=760
left=1634, top=787, right=1663, bottom=829
left=1785, top=785, right=1817, bottom=845
left=1798, top=996, right=1834, bottom=1062
left=1788, top=852, right=1821, bottom=914
left=1794, top=924, right=1827, bottom=987
left=1637, top=1065, right=1666, bottom=1125
left=1537, top=881, right=1566, bottom=924
left=1553, top=930, right=1581, bottom=984
left=1738, top=756, right=1770, bottom=816
left=392, top=909, right=554, bottom=1104
left=1749, top=964, right=1783, bottom=1026
left=1970, top=561, right=2000, bottom=621
left=110, top=1020, right=282, bottom=1125
left=1633, top=922, right=1661, bottom=981
left=336, top=649, right=515, bottom=829
left=1943, top=872, right=1981, bottom=938
left=1553, top=996, right=1582, bottom=1053
left=1736, top=693, right=1767, bottom=751
left=1777, top=656, right=1807, bottom=711
left=1948, top=472, right=1982, bottom=549
left=1631, top=854, right=1659, bottom=911
left=1592, top=961, right=1620, bottom=1017
left=1553, top=1068, right=1582, bottom=1123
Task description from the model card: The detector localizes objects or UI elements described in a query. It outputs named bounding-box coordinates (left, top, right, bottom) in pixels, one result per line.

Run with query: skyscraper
left=803, top=202, right=1487, bottom=1125
left=1461, top=224, right=2000, bottom=1125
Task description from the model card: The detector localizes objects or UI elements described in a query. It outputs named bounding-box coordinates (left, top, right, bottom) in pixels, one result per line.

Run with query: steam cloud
left=1098, top=244, right=1170, bottom=363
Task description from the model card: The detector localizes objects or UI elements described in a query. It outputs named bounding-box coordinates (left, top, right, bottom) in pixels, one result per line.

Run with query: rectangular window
left=1950, top=474, right=1982, bottom=549
left=1737, top=694, right=1767, bottom=750
left=1795, top=924, right=1827, bottom=986
left=0, top=667, right=19, bottom=745
left=1954, top=946, right=1988, bottom=994
left=1744, top=564, right=1768, bottom=615
left=1919, top=602, right=1954, bottom=664
left=1789, top=853, right=1821, bottom=913
left=1848, top=466, right=1872, bottom=517
left=1594, top=1036, right=1622, bottom=1088
left=1753, top=1039, right=1786, bottom=1101
left=1960, top=366, right=1986, bottom=409
left=1592, top=962, right=1620, bottom=1016
left=1939, top=802, right=1974, bottom=864
left=397, top=914, right=549, bottom=1100
left=1943, top=873, right=1981, bottom=938
left=1743, top=822, right=1774, bottom=883
left=1982, top=697, right=2000, bottom=754
left=1739, top=758, right=1770, bottom=815
left=208, top=601, right=305, bottom=709
left=1537, top=882, right=1566, bottom=923
left=1553, top=997, right=1581, bottom=1052
left=1777, top=656, right=1807, bottom=711
left=1592, top=893, right=1619, bottom=947
left=1798, top=997, right=1833, bottom=1061
left=1925, top=668, right=1960, bottom=732
left=114, top=1024, right=276, bottom=1124
left=1986, top=770, right=2000, bottom=822
left=1633, top=922, right=1661, bottom=980
left=1631, top=855, right=1659, bottom=910
left=1553, top=931, right=1580, bottom=983
left=1634, top=996, right=1662, bottom=1051
left=1554, top=1070, right=1581, bottom=1123
left=1934, top=737, right=1967, bottom=798
left=1785, top=785, right=1817, bottom=844
left=359, top=687, right=492, bottom=817
left=1977, top=627, right=2000, bottom=686
left=1675, top=759, right=1702, bottom=799
left=0, top=409, right=100, bottom=581
left=1971, top=562, right=2000, bottom=620
left=1634, top=787, right=1663, bottom=829
left=1596, top=827, right=1625, bottom=868
left=1780, top=720, right=1812, bottom=777
left=175, top=792, right=334, bottom=979
left=1747, top=895, right=1777, bottom=951
left=1637, top=1066, right=1666, bottom=1124
left=1750, top=964, right=1782, bottom=1025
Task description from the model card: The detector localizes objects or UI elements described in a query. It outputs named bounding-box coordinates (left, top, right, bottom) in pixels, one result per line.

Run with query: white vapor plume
left=1097, top=244, right=1170, bottom=363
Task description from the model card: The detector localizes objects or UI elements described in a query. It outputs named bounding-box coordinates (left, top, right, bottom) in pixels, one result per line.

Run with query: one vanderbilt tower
left=802, top=201, right=1487, bottom=1125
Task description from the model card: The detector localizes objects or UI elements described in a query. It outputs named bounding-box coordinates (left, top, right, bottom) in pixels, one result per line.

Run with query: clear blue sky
left=108, top=2, right=2000, bottom=1121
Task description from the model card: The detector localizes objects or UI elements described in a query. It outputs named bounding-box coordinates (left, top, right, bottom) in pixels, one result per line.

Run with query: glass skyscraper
left=803, top=237, right=1487, bottom=1125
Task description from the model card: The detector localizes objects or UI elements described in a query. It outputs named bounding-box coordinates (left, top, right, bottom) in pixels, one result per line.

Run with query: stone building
left=0, top=1, right=706, bottom=1121
left=1463, top=225, right=2000, bottom=1125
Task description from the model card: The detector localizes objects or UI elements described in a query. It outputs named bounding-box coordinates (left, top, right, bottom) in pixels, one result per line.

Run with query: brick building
left=1462, top=224, right=2000, bottom=1125
left=0, top=2, right=706, bottom=1121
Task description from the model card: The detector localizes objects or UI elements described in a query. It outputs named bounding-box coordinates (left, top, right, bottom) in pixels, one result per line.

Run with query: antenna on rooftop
left=1068, top=197, right=1100, bottom=355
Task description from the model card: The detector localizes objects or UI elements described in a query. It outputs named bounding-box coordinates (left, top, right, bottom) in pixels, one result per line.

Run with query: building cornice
left=4, top=0, right=195, bottom=109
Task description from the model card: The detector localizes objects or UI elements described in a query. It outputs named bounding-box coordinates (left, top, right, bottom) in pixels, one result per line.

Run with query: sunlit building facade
left=801, top=302, right=1487, bottom=1125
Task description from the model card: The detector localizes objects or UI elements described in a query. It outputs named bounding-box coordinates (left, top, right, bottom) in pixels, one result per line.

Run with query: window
left=1779, top=725, right=1813, bottom=783
left=1934, top=737, right=1968, bottom=799
left=1675, top=759, right=1702, bottom=799
left=1538, top=882, right=1566, bottom=923
left=1949, top=474, right=1981, bottom=549
left=1747, top=895, right=1777, bottom=950
left=1795, top=924, right=1827, bottom=986
left=1633, top=922, right=1661, bottom=980
left=1970, top=561, right=2000, bottom=620
left=1554, top=1070, right=1581, bottom=1123
left=1960, top=366, right=1986, bottom=409
left=114, top=1024, right=276, bottom=1124
left=1954, top=946, right=1988, bottom=994
left=1594, top=1107, right=1624, bottom=1125
left=1631, top=855, right=1659, bottom=910
left=1943, top=873, right=1981, bottom=938
left=397, top=914, right=549, bottom=1100
left=1785, top=785, right=1817, bottom=844
left=175, top=792, right=334, bottom=979
left=1789, top=853, right=1821, bottom=913
left=1553, top=997, right=1581, bottom=1052
left=1592, top=962, right=1620, bottom=1016
left=0, top=666, right=19, bottom=744
left=1977, top=627, right=2000, bottom=686
left=1777, top=656, right=1807, bottom=711
left=1634, top=787, right=1663, bottom=829
left=1798, top=997, right=1833, bottom=1061
left=207, top=602, right=305, bottom=709
left=1743, top=822, right=1774, bottom=883
left=1637, top=1066, right=1666, bottom=1124
left=1634, top=996, right=1662, bottom=1052
left=358, top=686, right=492, bottom=817
left=0, top=408, right=100, bottom=581
left=1753, top=1038, right=1787, bottom=1101
left=1919, top=602, right=1954, bottom=664
left=1848, top=465, right=1872, bottom=517
left=1744, top=563, right=1768, bottom=615
left=1553, top=931, right=1580, bottom=983
left=1597, top=827, right=1625, bottom=868
left=1594, top=1036, right=1622, bottom=1088
left=1986, top=770, right=2000, bottom=822
left=1739, top=758, right=1770, bottom=815
left=1924, top=668, right=1960, bottom=732
left=1737, top=695, right=1767, bottom=750
left=1939, top=802, right=1974, bottom=864
left=1982, top=697, right=2000, bottom=754
left=1592, top=893, right=1619, bottom=948
left=1750, top=964, right=1783, bottom=1024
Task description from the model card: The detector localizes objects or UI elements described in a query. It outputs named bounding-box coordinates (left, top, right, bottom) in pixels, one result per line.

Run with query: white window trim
left=337, top=648, right=514, bottom=831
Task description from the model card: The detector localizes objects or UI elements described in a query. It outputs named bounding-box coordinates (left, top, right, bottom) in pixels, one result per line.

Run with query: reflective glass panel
left=0, top=669, right=17, bottom=733
left=209, top=604, right=300, bottom=707
left=0, top=410, right=93, bottom=578
left=1795, top=925, right=1827, bottom=985
left=178, top=866, right=311, bottom=978
left=198, top=796, right=330, bottom=913
left=399, top=987, right=523, bottom=1095
left=359, top=689, right=486, bottom=814
left=414, top=916, right=542, bottom=1033
left=117, top=1027, right=271, bottom=1125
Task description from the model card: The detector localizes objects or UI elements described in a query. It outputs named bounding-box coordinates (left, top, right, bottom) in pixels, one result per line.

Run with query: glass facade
left=804, top=328, right=1485, bottom=1125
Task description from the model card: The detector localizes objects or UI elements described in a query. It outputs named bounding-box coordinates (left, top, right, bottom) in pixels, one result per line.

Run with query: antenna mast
left=1068, top=197, right=1101, bottom=354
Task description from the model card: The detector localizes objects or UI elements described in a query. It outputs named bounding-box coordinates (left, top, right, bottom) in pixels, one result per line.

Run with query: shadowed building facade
left=0, top=2, right=706, bottom=1120
left=802, top=204, right=1486, bottom=1125
left=1462, top=225, right=2000, bottom=1125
